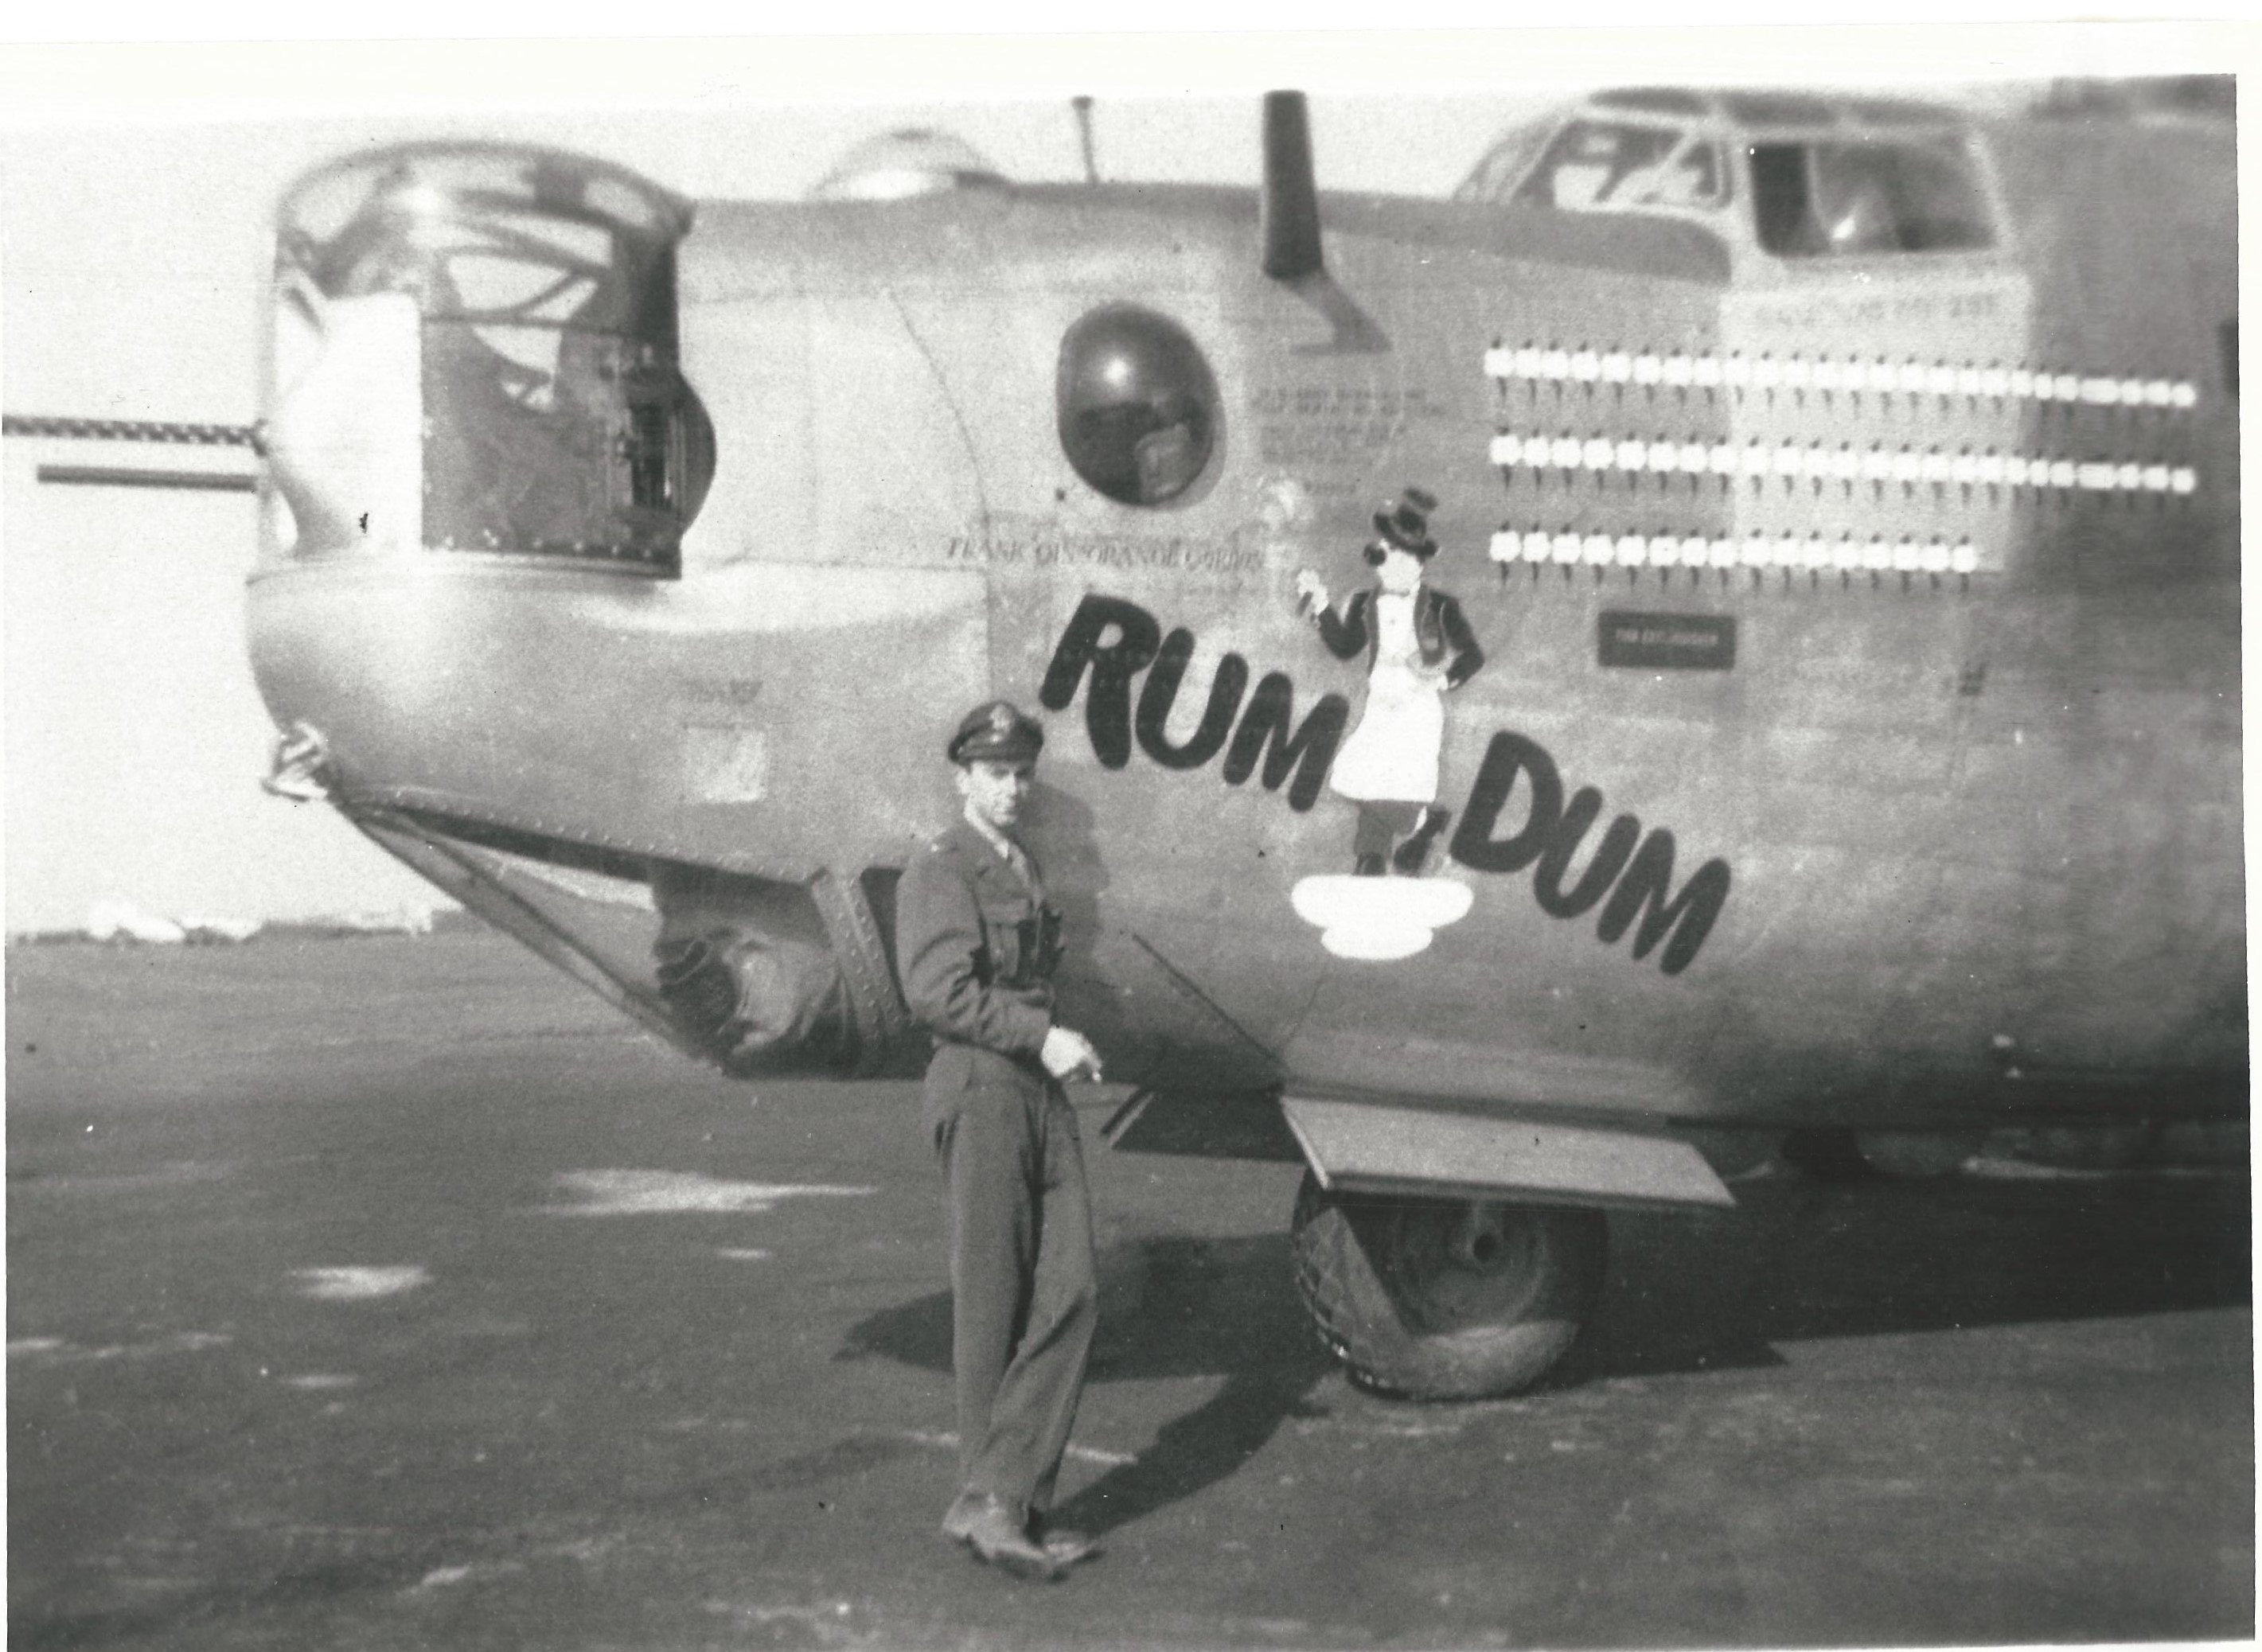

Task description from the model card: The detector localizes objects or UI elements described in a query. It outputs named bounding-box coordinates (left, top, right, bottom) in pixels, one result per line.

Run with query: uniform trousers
left=926, top=1046, right=1098, bottom=1517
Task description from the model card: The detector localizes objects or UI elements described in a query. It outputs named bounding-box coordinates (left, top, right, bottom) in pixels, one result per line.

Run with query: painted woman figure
left=1295, top=488, right=1484, bottom=876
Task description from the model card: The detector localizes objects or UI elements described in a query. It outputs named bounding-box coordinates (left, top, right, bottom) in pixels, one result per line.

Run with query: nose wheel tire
left=1289, top=1170, right=1607, bottom=1400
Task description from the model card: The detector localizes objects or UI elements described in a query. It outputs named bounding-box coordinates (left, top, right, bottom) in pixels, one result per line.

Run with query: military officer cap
left=949, top=699, right=1045, bottom=765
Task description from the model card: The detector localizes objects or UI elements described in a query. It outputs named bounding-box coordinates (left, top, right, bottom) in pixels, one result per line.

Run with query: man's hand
left=1293, top=569, right=1329, bottom=616
left=1040, top=1025, right=1104, bottom=1082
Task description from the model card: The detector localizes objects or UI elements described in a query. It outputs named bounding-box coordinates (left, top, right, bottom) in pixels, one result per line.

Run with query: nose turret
left=247, top=142, right=984, bottom=1079
left=264, top=142, right=711, bottom=570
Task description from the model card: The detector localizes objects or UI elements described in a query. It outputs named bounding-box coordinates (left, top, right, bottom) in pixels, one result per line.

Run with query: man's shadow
left=837, top=1229, right=1336, bottom=1537
left=837, top=1163, right=2248, bottom=1535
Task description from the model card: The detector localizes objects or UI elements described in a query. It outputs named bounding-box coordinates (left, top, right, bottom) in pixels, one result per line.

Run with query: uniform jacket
left=895, top=818, right=1062, bottom=1064
left=1316, top=584, right=1485, bottom=688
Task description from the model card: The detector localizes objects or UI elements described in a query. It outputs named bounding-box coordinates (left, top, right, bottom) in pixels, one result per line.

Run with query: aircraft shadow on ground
left=837, top=1172, right=2250, bottom=1534
left=1566, top=1171, right=2252, bottom=1382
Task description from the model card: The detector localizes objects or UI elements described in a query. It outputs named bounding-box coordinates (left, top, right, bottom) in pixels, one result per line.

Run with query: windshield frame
left=1506, top=116, right=1736, bottom=218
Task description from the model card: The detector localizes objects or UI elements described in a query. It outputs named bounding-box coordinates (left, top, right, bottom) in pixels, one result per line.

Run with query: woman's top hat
left=1370, top=485, right=1440, bottom=560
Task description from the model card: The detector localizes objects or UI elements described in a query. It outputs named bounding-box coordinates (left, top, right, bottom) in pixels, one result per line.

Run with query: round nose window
left=1057, top=303, right=1219, bottom=506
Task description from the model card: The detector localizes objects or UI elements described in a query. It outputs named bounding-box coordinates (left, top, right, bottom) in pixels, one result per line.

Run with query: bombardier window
left=1750, top=138, right=1995, bottom=257
left=1513, top=121, right=1728, bottom=213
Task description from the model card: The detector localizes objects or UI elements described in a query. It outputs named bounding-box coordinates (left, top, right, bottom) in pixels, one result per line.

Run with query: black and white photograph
left=4, top=19, right=2252, bottom=1649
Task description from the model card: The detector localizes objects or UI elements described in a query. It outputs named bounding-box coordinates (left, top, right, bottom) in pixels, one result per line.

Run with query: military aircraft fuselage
left=247, top=103, right=2243, bottom=1159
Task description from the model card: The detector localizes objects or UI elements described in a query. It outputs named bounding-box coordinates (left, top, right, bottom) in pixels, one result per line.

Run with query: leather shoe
left=939, top=1490, right=988, bottom=1545
left=1029, top=1514, right=1099, bottom=1568
left=941, top=1494, right=1063, bottom=1582
left=1391, top=808, right=1451, bottom=875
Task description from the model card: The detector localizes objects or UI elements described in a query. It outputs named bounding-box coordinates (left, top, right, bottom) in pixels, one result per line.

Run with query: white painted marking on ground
left=713, top=1247, right=774, bottom=1261
left=1293, top=1412, right=1470, bottom=1440
left=704, top=1600, right=863, bottom=1646
left=1960, top=1155, right=2217, bottom=1183
left=291, top=1265, right=429, bottom=1301
left=538, top=1170, right=874, bottom=1216
left=536, top=1536, right=621, bottom=1564
left=260, top=1529, right=393, bottom=1553
left=109, top=1576, right=205, bottom=1599
left=408, top=1560, right=525, bottom=1593
left=1242, top=1619, right=1314, bottom=1640
left=10, top=1331, right=231, bottom=1363
left=1368, top=1420, right=1469, bottom=1438
left=28, top=1162, right=234, bottom=1195
left=902, top=1428, right=1132, bottom=1467
left=282, top=1373, right=359, bottom=1390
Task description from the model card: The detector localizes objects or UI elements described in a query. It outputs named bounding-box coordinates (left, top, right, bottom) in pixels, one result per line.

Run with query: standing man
left=896, top=700, right=1106, bottom=1582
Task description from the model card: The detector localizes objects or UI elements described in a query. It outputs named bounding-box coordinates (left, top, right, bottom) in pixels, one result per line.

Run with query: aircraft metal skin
left=244, top=94, right=2244, bottom=1174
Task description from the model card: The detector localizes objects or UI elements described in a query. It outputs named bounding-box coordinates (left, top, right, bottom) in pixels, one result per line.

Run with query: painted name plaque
left=1597, top=611, right=1737, bottom=672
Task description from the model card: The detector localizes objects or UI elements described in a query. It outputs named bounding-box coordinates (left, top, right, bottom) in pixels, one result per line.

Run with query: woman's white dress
left=1328, top=590, right=1444, bottom=805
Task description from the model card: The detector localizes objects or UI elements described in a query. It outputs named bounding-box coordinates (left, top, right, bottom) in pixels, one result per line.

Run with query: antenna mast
left=1071, top=95, right=1099, bottom=184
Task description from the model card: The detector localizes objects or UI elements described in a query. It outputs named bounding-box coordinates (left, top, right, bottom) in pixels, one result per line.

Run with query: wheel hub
left=1390, top=1200, right=1545, bottom=1331
left=1450, top=1203, right=1515, bottom=1271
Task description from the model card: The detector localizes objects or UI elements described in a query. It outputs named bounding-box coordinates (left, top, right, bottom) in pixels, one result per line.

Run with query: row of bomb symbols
left=1483, top=342, right=2200, bottom=418
left=1487, top=431, right=2199, bottom=506
left=1482, top=525, right=2010, bottom=592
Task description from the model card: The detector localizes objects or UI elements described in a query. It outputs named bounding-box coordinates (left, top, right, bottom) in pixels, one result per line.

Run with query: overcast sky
left=0, top=25, right=2245, bottom=931
left=4, top=18, right=2236, bottom=423
left=0, top=55, right=1581, bottom=931
left=3, top=92, right=1567, bottom=431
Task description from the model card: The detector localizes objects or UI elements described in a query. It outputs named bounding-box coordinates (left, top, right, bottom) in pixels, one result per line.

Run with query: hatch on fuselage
left=806, top=129, right=1009, bottom=202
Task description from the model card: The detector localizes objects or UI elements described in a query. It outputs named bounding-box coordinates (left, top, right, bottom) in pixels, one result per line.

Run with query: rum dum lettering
left=1040, top=594, right=1732, bottom=973
left=1040, top=594, right=1347, bottom=811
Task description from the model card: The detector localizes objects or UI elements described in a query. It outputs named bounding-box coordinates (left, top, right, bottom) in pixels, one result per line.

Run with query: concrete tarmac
left=8, top=931, right=2252, bottom=1650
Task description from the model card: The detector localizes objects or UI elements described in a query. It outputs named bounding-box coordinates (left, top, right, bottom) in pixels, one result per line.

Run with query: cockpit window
left=1749, top=138, right=1995, bottom=257
left=1512, top=121, right=1729, bottom=213
left=1453, top=123, right=1550, bottom=205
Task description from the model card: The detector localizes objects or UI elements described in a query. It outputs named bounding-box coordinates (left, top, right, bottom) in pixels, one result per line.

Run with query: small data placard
left=1597, top=611, right=1737, bottom=672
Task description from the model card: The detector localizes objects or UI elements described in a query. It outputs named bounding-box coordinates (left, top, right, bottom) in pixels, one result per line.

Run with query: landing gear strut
left=1289, top=1171, right=1608, bottom=1399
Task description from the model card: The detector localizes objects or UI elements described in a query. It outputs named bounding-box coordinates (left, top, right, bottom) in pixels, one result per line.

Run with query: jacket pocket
left=976, top=893, right=1028, bottom=984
